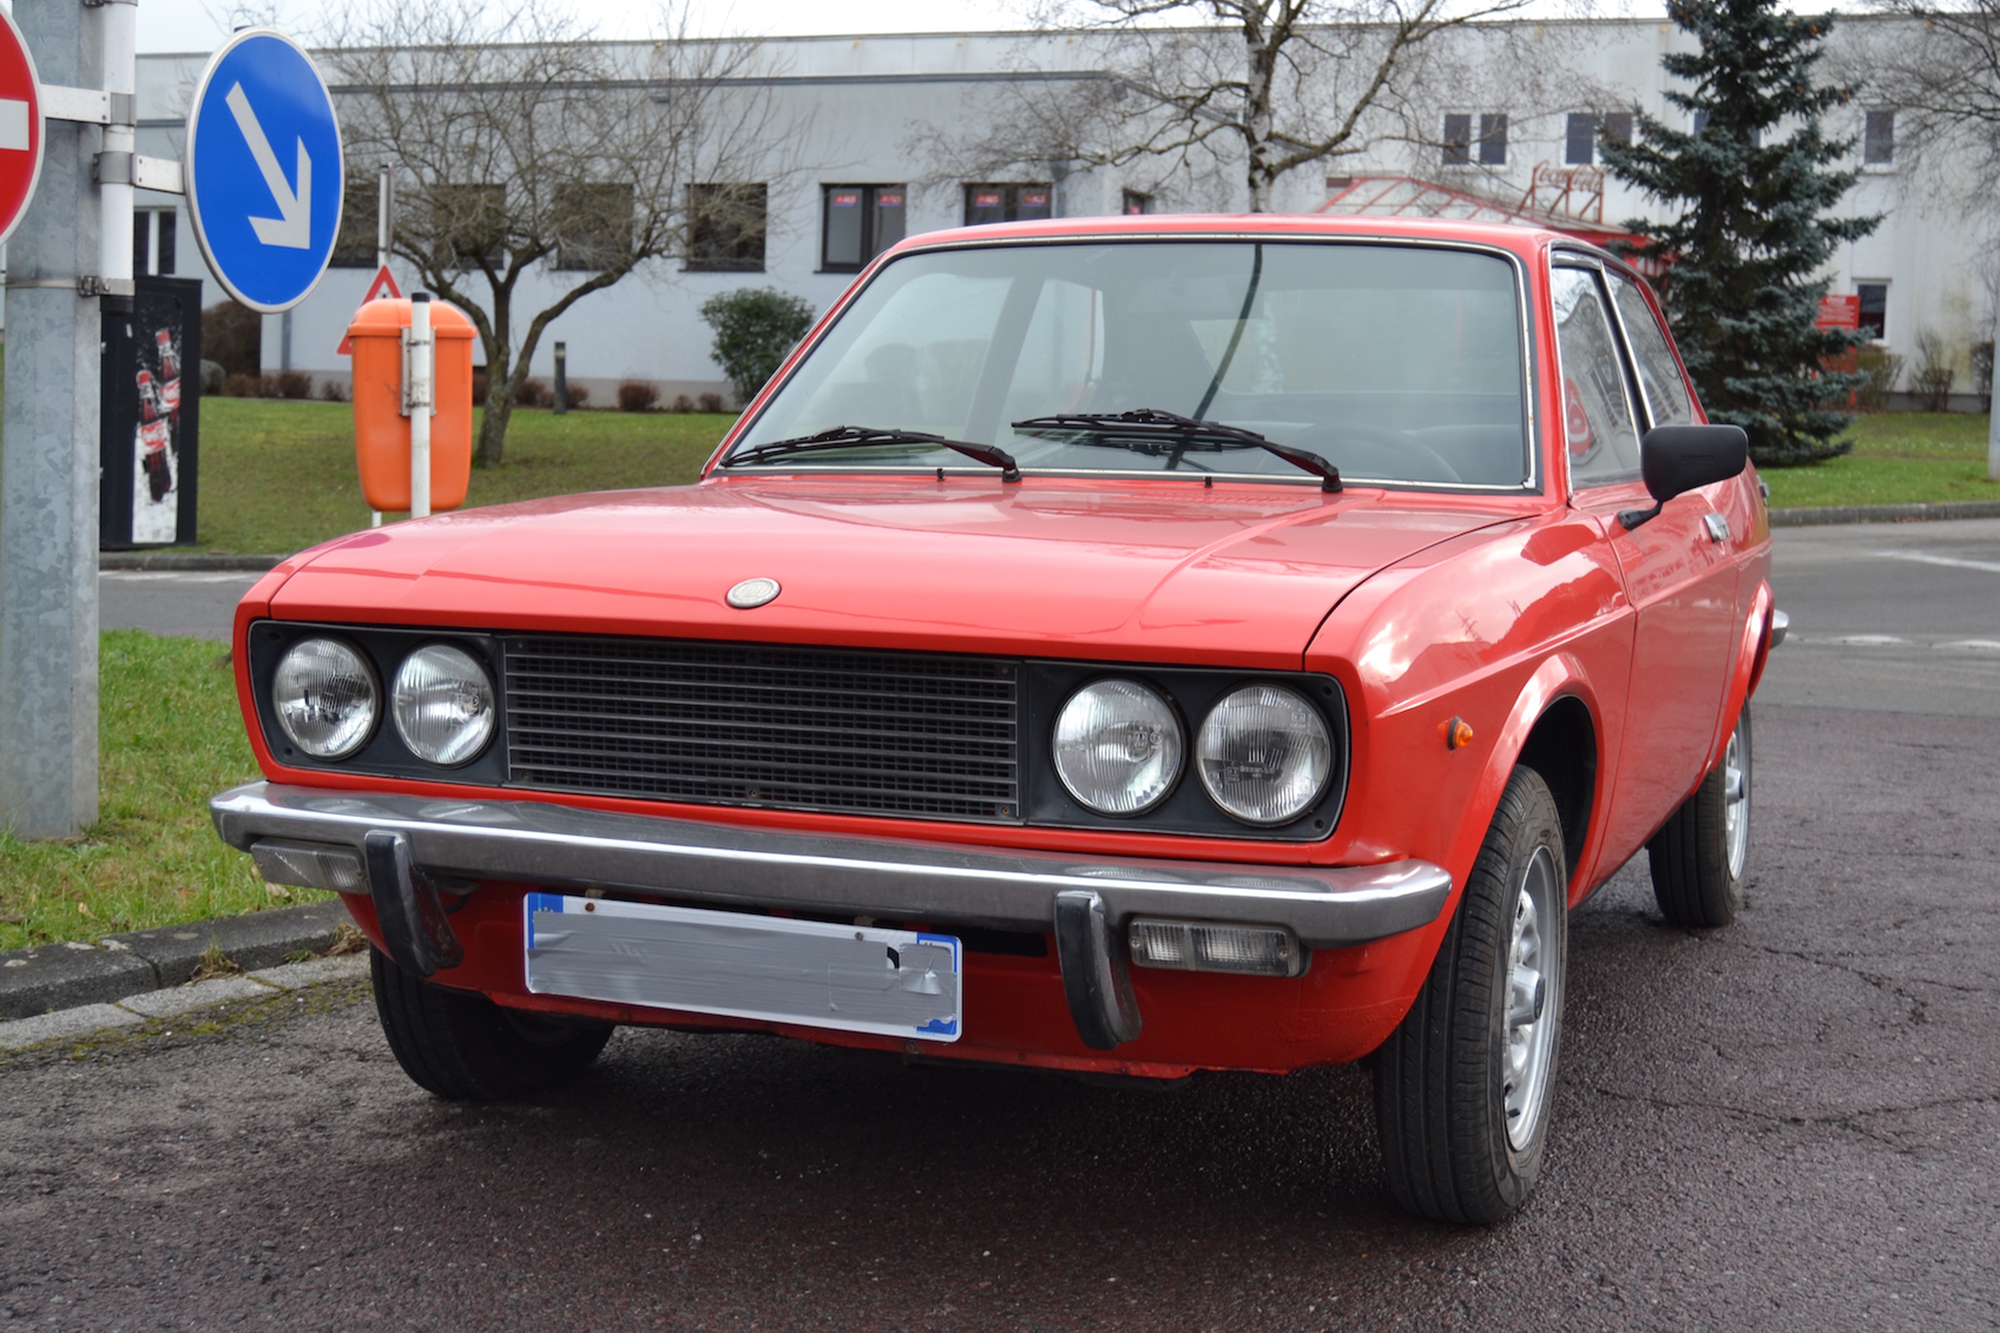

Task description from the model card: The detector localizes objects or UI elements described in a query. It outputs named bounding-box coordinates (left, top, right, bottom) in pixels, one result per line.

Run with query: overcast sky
left=132, top=0, right=1040, bottom=54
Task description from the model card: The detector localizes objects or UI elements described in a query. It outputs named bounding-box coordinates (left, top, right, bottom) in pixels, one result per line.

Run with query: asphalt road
left=99, top=570, right=261, bottom=642
left=11, top=522, right=1988, bottom=1330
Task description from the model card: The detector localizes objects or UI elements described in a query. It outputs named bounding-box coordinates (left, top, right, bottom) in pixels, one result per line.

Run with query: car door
left=1550, top=259, right=1737, bottom=870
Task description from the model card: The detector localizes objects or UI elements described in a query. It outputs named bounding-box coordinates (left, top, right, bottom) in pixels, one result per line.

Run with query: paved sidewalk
left=0, top=953, right=366, bottom=1052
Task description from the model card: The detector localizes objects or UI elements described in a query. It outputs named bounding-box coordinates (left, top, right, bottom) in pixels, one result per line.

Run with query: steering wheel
left=1296, top=425, right=1462, bottom=484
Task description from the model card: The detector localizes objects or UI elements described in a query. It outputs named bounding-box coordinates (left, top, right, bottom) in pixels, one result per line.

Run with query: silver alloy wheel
left=1722, top=716, right=1750, bottom=881
left=1503, top=845, right=1561, bottom=1151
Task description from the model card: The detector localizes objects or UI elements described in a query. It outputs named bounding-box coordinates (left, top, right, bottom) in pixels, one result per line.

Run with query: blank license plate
left=523, top=893, right=961, bottom=1042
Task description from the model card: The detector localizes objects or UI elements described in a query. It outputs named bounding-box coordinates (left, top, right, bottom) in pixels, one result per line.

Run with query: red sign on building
left=0, top=8, right=46, bottom=250
left=1816, top=294, right=1861, bottom=331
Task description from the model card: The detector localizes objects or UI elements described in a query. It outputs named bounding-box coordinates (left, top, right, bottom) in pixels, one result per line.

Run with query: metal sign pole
left=0, top=0, right=117, bottom=837
left=371, top=167, right=391, bottom=528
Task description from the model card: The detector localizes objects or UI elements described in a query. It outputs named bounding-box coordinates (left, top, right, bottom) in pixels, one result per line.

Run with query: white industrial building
left=103, top=15, right=1988, bottom=408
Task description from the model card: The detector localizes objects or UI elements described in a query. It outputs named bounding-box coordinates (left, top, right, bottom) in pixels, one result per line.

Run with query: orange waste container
left=347, top=297, right=477, bottom=513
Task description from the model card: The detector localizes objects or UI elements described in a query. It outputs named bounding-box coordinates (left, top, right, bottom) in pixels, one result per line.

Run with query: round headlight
left=272, top=638, right=379, bottom=760
left=392, top=644, right=496, bottom=766
left=1053, top=679, right=1183, bottom=816
left=1196, top=685, right=1333, bottom=826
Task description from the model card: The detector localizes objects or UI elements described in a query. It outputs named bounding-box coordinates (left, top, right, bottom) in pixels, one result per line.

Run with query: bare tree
left=1847, top=4, right=2000, bottom=207
left=322, top=1, right=787, bottom=465
left=927, top=0, right=1548, bottom=213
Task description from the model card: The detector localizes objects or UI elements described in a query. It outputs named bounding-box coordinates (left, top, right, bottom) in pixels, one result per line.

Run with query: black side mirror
left=1620, top=424, right=1749, bottom=530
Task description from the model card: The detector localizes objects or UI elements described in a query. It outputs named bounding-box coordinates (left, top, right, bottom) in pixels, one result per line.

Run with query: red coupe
left=213, top=214, right=1779, bottom=1224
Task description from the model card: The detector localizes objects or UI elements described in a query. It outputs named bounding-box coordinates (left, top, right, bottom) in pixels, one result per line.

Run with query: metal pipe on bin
left=407, top=292, right=433, bottom=519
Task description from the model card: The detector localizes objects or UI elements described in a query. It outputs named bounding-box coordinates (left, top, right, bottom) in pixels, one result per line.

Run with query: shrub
left=1910, top=329, right=1956, bottom=412
left=275, top=370, right=313, bottom=400
left=671, top=394, right=696, bottom=414
left=1855, top=346, right=1904, bottom=412
left=472, top=368, right=490, bottom=404
left=201, top=301, right=260, bottom=377
left=617, top=380, right=661, bottom=412
left=515, top=377, right=552, bottom=408
left=1973, top=340, right=1994, bottom=400
left=224, top=372, right=260, bottom=398
left=563, top=383, right=590, bottom=410
left=199, top=359, right=225, bottom=395
left=317, top=379, right=349, bottom=402
left=697, top=392, right=726, bottom=414
left=697, top=287, right=816, bottom=404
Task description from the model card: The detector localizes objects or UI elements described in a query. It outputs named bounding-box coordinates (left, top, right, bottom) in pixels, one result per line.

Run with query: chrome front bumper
left=212, top=781, right=1453, bottom=1048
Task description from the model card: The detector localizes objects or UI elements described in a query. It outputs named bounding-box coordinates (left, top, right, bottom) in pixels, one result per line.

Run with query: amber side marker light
left=1127, top=918, right=1306, bottom=978
left=1439, top=717, right=1475, bottom=751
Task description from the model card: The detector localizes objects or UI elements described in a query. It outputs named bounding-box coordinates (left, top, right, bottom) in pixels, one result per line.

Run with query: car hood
left=268, top=477, right=1523, bottom=668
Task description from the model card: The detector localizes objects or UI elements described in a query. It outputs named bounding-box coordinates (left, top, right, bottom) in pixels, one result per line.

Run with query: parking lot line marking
left=1872, top=549, right=2000, bottom=575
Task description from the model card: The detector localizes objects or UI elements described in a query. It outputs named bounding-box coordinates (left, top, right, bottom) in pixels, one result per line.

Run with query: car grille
left=501, top=636, right=1022, bottom=823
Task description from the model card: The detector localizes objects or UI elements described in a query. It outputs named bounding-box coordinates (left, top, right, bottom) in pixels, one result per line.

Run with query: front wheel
left=1373, top=765, right=1568, bottom=1225
left=1649, top=706, right=1752, bottom=928
left=371, top=948, right=613, bottom=1100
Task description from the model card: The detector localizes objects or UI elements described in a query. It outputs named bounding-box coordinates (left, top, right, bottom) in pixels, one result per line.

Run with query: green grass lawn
left=1759, top=412, right=1999, bottom=509
left=0, top=630, right=290, bottom=954
left=193, top=400, right=735, bottom=554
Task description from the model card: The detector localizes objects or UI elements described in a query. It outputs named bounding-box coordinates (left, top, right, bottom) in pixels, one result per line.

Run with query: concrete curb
left=99, top=551, right=284, bottom=571
left=1768, top=499, right=2000, bottom=527
left=0, top=953, right=369, bottom=1052
left=0, top=901, right=350, bottom=1020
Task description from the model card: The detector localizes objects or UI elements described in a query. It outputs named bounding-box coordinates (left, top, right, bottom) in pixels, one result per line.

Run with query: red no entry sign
left=0, top=7, right=44, bottom=250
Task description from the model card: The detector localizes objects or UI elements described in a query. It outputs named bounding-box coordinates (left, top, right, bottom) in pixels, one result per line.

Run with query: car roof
left=889, top=212, right=1581, bottom=263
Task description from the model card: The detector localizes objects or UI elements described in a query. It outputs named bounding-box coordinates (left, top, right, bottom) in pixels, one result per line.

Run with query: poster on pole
left=100, top=277, right=203, bottom=548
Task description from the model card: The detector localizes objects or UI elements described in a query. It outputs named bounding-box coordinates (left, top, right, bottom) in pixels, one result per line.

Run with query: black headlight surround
left=1024, top=662, right=1348, bottom=841
left=249, top=620, right=508, bottom=784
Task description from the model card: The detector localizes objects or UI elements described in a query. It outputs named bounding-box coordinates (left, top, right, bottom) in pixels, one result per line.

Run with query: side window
left=1608, top=273, right=1694, bottom=427
left=1550, top=266, right=1641, bottom=486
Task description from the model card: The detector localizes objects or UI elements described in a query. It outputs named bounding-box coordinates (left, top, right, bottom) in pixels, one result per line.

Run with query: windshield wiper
left=1010, top=409, right=1342, bottom=492
left=725, top=426, right=1021, bottom=482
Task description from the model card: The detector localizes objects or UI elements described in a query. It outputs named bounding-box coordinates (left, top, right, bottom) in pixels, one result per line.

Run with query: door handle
left=1703, top=513, right=1730, bottom=544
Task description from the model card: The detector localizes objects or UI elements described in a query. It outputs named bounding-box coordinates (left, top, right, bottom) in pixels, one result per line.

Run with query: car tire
left=370, top=948, right=614, bottom=1100
left=1373, top=765, right=1568, bottom=1225
left=1648, top=705, right=1752, bottom=929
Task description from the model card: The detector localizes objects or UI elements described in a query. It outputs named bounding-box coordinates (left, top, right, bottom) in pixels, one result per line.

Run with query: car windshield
left=725, top=239, right=1531, bottom=489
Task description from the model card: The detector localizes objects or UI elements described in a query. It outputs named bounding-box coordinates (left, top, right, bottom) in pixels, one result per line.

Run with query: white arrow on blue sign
left=185, top=28, right=343, bottom=314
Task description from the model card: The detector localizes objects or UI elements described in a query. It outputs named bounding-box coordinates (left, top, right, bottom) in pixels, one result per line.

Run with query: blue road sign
left=185, top=29, right=343, bottom=314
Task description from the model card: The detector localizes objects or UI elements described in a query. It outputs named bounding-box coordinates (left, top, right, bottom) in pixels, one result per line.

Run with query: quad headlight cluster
left=1053, top=678, right=1334, bottom=827
left=271, top=635, right=495, bottom=767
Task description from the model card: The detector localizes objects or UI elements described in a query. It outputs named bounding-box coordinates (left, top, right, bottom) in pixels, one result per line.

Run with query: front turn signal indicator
left=1439, top=717, right=1475, bottom=751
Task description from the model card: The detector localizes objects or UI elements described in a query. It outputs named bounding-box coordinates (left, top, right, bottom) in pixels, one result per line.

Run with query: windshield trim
left=714, top=235, right=1543, bottom=496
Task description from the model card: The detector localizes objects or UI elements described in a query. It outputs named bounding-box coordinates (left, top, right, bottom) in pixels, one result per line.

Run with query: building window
left=1442, top=113, right=1472, bottom=166
left=1563, top=112, right=1633, bottom=166
left=1857, top=282, right=1888, bottom=341
left=1565, top=113, right=1595, bottom=166
left=332, top=179, right=379, bottom=267
left=555, top=183, right=634, bottom=271
left=1864, top=109, right=1895, bottom=165
left=430, top=183, right=507, bottom=270
left=686, top=183, right=767, bottom=273
left=1443, top=114, right=1506, bottom=167
left=132, top=208, right=176, bottom=276
left=963, top=183, right=1052, bottom=225
left=821, top=185, right=906, bottom=273
left=1122, top=189, right=1153, bottom=215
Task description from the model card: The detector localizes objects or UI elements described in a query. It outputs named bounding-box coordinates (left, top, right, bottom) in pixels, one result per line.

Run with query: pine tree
left=1601, top=0, right=1880, bottom=466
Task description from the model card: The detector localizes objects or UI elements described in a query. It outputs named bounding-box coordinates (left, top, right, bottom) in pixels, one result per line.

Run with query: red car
left=212, top=214, right=1779, bottom=1224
